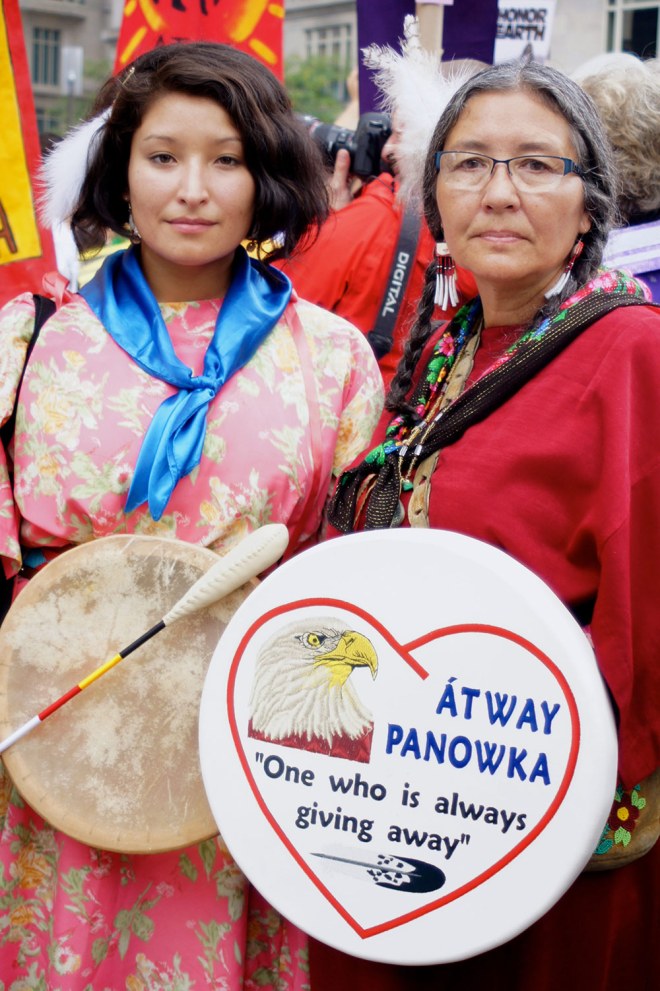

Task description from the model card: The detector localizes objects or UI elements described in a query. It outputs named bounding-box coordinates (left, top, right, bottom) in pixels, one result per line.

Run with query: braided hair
left=386, top=59, right=619, bottom=414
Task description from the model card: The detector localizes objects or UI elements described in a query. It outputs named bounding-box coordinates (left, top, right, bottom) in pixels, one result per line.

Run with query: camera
left=300, top=111, right=393, bottom=178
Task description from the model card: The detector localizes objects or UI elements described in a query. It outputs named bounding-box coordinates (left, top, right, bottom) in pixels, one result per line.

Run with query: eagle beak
left=313, top=631, right=378, bottom=687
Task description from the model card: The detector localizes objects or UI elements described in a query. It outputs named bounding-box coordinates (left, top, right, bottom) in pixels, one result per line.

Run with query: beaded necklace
left=365, top=298, right=482, bottom=491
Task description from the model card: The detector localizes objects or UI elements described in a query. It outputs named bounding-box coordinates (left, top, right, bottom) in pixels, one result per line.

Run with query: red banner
left=0, top=0, right=57, bottom=306
left=114, top=0, right=284, bottom=79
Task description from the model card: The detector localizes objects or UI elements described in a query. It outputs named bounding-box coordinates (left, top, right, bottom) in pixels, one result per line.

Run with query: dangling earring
left=434, top=241, right=459, bottom=309
left=544, top=238, right=584, bottom=299
left=127, top=205, right=141, bottom=245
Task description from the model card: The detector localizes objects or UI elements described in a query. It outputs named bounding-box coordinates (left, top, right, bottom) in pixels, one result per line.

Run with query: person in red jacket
left=275, top=19, right=479, bottom=387
left=276, top=139, right=476, bottom=388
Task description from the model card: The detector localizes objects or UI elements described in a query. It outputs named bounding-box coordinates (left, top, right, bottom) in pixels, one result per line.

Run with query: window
left=305, top=23, right=353, bottom=66
left=607, top=1, right=659, bottom=57
left=304, top=22, right=353, bottom=99
left=36, top=107, right=62, bottom=136
left=32, top=28, right=61, bottom=87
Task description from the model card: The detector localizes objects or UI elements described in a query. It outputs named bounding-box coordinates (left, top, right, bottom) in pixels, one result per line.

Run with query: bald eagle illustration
left=248, top=617, right=378, bottom=761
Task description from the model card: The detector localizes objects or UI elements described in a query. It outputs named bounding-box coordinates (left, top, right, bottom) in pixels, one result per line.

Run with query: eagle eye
left=299, top=632, right=327, bottom=649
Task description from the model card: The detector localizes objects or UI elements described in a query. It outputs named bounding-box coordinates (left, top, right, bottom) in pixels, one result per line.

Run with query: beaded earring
left=434, top=241, right=459, bottom=309
left=127, top=205, right=141, bottom=245
left=544, top=238, right=584, bottom=299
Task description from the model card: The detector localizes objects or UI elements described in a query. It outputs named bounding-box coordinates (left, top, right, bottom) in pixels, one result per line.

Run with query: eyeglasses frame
left=434, top=151, right=586, bottom=188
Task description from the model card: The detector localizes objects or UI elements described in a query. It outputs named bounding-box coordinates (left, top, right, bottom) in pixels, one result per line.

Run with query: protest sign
left=494, top=2, right=557, bottom=63
left=114, top=0, right=283, bottom=77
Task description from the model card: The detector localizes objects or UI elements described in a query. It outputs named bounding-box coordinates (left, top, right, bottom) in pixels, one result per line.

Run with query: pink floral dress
left=0, top=288, right=383, bottom=990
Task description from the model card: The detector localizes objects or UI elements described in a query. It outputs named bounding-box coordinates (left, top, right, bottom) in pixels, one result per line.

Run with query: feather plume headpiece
left=37, top=108, right=111, bottom=230
left=362, top=14, right=479, bottom=208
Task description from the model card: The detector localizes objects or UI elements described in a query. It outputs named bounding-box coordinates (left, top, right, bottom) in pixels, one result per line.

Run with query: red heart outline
left=227, top=597, right=580, bottom=939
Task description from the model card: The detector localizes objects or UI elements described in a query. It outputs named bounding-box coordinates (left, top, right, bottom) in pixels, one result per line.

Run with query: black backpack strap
left=32, top=293, right=57, bottom=338
left=0, top=293, right=56, bottom=623
left=0, top=294, right=55, bottom=452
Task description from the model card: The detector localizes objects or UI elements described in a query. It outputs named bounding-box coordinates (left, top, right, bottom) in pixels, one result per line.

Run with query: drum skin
left=0, top=535, right=255, bottom=854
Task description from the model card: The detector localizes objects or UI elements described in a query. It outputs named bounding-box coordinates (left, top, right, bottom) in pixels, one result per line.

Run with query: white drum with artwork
left=199, top=529, right=617, bottom=965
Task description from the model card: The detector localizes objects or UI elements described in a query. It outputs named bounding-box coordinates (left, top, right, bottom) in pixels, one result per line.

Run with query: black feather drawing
left=312, top=851, right=446, bottom=893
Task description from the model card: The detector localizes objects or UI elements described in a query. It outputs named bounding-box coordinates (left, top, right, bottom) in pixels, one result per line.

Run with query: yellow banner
left=0, top=6, right=41, bottom=264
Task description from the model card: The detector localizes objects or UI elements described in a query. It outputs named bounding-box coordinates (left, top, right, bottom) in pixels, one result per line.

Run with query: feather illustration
left=313, top=851, right=446, bottom=893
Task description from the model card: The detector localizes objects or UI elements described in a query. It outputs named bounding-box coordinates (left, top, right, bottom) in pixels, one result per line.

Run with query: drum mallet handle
left=0, top=523, right=289, bottom=755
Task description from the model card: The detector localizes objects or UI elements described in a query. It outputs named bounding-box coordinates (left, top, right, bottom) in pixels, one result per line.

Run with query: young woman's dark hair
left=71, top=42, right=329, bottom=259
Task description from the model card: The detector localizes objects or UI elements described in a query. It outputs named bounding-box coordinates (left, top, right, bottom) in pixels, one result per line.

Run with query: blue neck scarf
left=80, top=245, right=291, bottom=520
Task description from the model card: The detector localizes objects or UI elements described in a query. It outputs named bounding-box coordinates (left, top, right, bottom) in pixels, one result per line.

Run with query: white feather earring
left=434, top=242, right=459, bottom=309
left=37, top=108, right=111, bottom=230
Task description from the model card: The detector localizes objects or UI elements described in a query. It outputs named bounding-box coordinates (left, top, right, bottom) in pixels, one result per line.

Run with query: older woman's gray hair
left=385, top=59, right=620, bottom=411
left=573, top=53, right=660, bottom=222
left=421, top=59, right=619, bottom=291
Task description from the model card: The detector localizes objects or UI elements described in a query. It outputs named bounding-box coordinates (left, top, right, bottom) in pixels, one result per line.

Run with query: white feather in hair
left=362, top=14, right=477, bottom=209
left=37, top=108, right=111, bottom=230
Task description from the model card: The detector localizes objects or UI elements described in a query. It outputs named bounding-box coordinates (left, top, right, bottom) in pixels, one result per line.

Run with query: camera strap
left=366, top=205, right=421, bottom=360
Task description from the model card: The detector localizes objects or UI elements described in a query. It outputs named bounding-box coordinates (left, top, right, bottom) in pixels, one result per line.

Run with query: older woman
left=0, top=42, right=382, bottom=988
left=326, top=59, right=659, bottom=991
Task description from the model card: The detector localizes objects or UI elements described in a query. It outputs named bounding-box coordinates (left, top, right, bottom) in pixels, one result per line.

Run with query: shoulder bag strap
left=0, top=293, right=56, bottom=623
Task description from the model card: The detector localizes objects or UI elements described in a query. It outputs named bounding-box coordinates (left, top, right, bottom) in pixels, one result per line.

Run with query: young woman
left=0, top=42, right=383, bottom=987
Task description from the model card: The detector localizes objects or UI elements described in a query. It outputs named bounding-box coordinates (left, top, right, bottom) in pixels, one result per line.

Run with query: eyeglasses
left=434, top=151, right=585, bottom=192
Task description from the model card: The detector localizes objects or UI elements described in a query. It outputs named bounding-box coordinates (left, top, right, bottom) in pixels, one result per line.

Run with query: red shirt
left=315, top=302, right=660, bottom=991
left=362, top=307, right=660, bottom=788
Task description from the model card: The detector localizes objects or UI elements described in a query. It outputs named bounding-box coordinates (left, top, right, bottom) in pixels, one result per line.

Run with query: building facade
left=284, top=0, right=356, bottom=66
left=18, top=0, right=122, bottom=134
left=552, top=0, right=658, bottom=72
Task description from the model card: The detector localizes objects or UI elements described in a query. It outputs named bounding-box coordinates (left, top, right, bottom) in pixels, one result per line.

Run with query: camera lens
left=297, top=112, right=392, bottom=179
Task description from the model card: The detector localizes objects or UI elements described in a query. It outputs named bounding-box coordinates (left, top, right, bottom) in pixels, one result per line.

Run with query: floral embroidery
left=594, top=782, right=647, bottom=855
